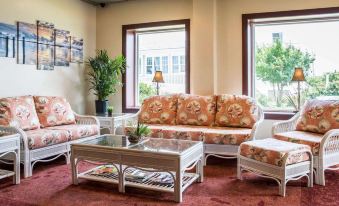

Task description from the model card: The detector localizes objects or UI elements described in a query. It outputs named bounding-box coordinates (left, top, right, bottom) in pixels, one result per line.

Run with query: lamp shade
left=291, top=67, right=306, bottom=81
left=152, top=71, right=165, bottom=83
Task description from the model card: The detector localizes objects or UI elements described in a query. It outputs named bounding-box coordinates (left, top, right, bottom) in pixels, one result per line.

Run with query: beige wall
left=0, top=0, right=96, bottom=114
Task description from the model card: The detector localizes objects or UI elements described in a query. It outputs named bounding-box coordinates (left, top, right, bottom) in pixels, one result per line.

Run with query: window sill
left=264, top=111, right=297, bottom=120
left=122, top=107, right=139, bottom=113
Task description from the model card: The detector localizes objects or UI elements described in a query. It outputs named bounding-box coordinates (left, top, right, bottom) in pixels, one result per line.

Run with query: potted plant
left=87, top=50, right=126, bottom=114
left=107, top=106, right=114, bottom=116
left=125, top=122, right=151, bottom=143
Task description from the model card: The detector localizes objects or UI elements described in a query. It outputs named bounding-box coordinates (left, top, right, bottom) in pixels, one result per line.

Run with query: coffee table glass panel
left=71, top=135, right=204, bottom=202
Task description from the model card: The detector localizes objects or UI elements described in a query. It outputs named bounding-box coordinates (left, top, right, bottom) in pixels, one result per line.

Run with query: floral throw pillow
left=138, top=95, right=178, bottom=125
left=34, top=96, right=76, bottom=128
left=296, top=99, right=339, bottom=134
left=0, top=96, right=40, bottom=130
left=176, top=94, right=216, bottom=126
left=215, top=94, right=257, bottom=128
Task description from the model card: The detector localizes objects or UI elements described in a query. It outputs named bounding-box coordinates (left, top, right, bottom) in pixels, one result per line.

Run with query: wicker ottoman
left=237, top=138, right=313, bottom=196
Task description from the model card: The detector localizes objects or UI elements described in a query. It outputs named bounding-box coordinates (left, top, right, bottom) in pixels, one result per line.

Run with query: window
left=162, top=56, right=168, bottom=73
left=154, top=56, right=160, bottom=71
left=123, top=19, right=190, bottom=112
left=180, top=55, right=185, bottom=72
left=172, top=56, right=179, bottom=73
left=146, top=57, right=153, bottom=74
left=243, top=8, right=339, bottom=119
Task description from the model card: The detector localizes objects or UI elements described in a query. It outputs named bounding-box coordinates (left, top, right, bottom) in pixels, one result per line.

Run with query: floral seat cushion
left=240, top=138, right=311, bottom=167
left=139, top=95, right=178, bottom=125
left=0, top=96, right=40, bottom=130
left=34, top=96, right=76, bottom=128
left=25, top=129, right=72, bottom=149
left=215, top=94, right=257, bottom=128
left=176, top=94, right=216, bottom=126
left=148, top=125, right=205, bottom=141
left=296, top=99, right=339, bottom=134
left=48, top=124, right=99, bottom=140
left=274, top=131, right=323, bottom=155
left=203, top=127, right=252, bottom=145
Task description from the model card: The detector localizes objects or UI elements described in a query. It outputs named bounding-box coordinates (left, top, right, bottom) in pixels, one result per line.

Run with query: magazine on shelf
left=149, top=173, right=174, bottom=186
left=125, top=169, right=154, bottom=183
left=91, top=165, right=118, bottom=176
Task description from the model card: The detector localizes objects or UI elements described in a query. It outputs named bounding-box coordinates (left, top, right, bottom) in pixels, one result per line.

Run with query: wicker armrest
left=74, top=113, right=99, bottom=126
left=320, top=129, right=339, bottom=156
left=272, top=112, right=300, bottom=135
left=0, top=125, right=29, bottom=150
left=249, top=106, right=265, bottom=141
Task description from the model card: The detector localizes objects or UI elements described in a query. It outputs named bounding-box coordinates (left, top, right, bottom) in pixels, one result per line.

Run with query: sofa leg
left=66, top=152, right=71, bottom=164
left=315, top=167, right=326, bottom=186
left=279, top=179, right=286, bottom=197
left=237, top=159, right=242, bottom=180
left=24, top=162, right=32, bottom=178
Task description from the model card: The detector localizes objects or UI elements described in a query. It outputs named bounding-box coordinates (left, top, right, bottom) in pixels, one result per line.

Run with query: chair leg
left=66, top=152, right=71, bottom=164
left=24, top=161, right=32, bottom=178
left=315, top=167, right=326, bottom=186
left=279, top=179, right=286, bottom=197
left=237, top=158, right=242, bottom=180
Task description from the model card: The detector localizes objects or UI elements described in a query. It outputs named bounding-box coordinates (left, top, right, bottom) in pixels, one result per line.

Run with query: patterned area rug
left=0, top=157, right=338, bottom=206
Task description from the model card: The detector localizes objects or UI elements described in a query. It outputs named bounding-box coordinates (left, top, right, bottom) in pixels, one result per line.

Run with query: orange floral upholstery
left=25, top=129, right=72, bottom=149
left=34, top=96, right=76, bottom=128
left=176, top=94, right=216, bottom=126
left=274, top=131, right=323, bottom=155
left=296, top=99, right=339, bottom=134
left=215, top=94, right=257, bottom=128
left=240, top=138, right=311, bottom=167
left=139, top=95, right=178, bottom=125
left=126, top=124, right=251, bottom=145
left=0, top=96, right=40, bottom=130
left=48, top=124, right=99, bottom=140
left=203, top=127, right=252, bottom=145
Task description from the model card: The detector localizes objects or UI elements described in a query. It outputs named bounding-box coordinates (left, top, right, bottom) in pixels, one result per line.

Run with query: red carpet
left=0, top=157, right=338, bottom=206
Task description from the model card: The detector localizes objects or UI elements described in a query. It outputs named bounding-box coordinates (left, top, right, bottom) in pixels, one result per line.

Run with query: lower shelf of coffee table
left=0, top=169, right=15, bottom=180
left=78, top=165, right=199, bottom=193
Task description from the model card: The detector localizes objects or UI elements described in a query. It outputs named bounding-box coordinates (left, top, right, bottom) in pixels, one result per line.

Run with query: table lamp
left=291, top=67, right=306, bottom=111
left=152, top=71, right=165, bottom=95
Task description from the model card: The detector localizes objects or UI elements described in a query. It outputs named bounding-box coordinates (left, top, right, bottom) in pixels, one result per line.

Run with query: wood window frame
left=242, top=7, right=339, bottom=120
left=122, top=19, right=190, bottom=113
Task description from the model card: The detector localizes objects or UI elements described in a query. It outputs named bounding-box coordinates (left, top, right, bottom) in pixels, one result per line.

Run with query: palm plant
left=87, top=50, right=126, bottom=114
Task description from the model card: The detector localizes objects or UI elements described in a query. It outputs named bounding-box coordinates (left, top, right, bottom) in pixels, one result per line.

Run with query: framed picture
left=17, top=22, right=37, bottom=65
left=71, top=37, right=83, bottom=63
left=54, top=29, right=70, bottom=66
left=37, top=21, right=54, bottom=70
left=0, top=23, right=16, bottom=58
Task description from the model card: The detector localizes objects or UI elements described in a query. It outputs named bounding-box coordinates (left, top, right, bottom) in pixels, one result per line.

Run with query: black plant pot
left=95, top=100, right=108, bottom=115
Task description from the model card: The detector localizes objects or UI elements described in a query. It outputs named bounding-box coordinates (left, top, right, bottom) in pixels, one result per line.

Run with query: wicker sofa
left=0, top=96, right=100, bottom=178
left=121, top=94, right=264, bottom=164
left=272, top=99, right=339, bottom=186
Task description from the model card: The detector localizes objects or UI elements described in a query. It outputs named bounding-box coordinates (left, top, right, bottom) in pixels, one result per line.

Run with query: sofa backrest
left=176, top=94, right=216, bottom=126
left=296, top=99, right=339, bottom=134
left=215, top=94, right=258, bottom=128
left=34, top=96, right=76, bottom=128
left=0, top=96, right=40, bottom=130
left=138, top=94, right=178, bottom=125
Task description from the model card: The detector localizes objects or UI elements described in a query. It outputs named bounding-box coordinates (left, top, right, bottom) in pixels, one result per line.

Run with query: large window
left=243, top=8, right=339, bottom=119
left=123, top=20, right=190, bottom=112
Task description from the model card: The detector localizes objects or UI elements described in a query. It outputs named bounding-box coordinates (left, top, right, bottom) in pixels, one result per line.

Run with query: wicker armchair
left=272, top=112, right=339, bottom=186
left=0, top=113, right=99, bottom=178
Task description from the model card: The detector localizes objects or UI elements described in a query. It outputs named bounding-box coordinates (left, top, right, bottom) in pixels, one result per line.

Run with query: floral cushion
left=203, top=127, right=252, bottom=145
left=176, top=94, right=216, bottom=126
left=215, top=94, right=257, bottom=128
left=0, top=96, right=40, bottom=130
left=296, top=99, right=339, bottom=134
left=34, top=96, right=76, bottom=128
left=139, top=95, right=178, bottom=125
left=274, top=131, right=323, bottom=155
left=48, top=124, right=99, bottom=140
left=240, top=138, right=311, bottom=167
left=149, top=125, right=205, bottom=141
left=25, top=129, right=72, bottom=149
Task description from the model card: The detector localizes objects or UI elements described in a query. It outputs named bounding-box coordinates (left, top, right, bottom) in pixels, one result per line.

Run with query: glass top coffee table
left=70, top=135, right=204, bottom=202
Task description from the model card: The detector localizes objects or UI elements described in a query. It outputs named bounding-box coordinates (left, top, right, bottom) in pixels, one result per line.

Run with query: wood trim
left=264, top=112, right=296, bottom=120
left=122, top=19, right=191, bottom=113
left=242, top=7, right=339, bottom=119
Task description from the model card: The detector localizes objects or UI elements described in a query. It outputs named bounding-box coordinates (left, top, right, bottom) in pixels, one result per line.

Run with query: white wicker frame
left=0, top=113, right=100, bottom=178
left=237, top=148, right=313, bottom=197
left=272, top=112, right=339, bottom=186
left=118, top=106, right=264, bottom=166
